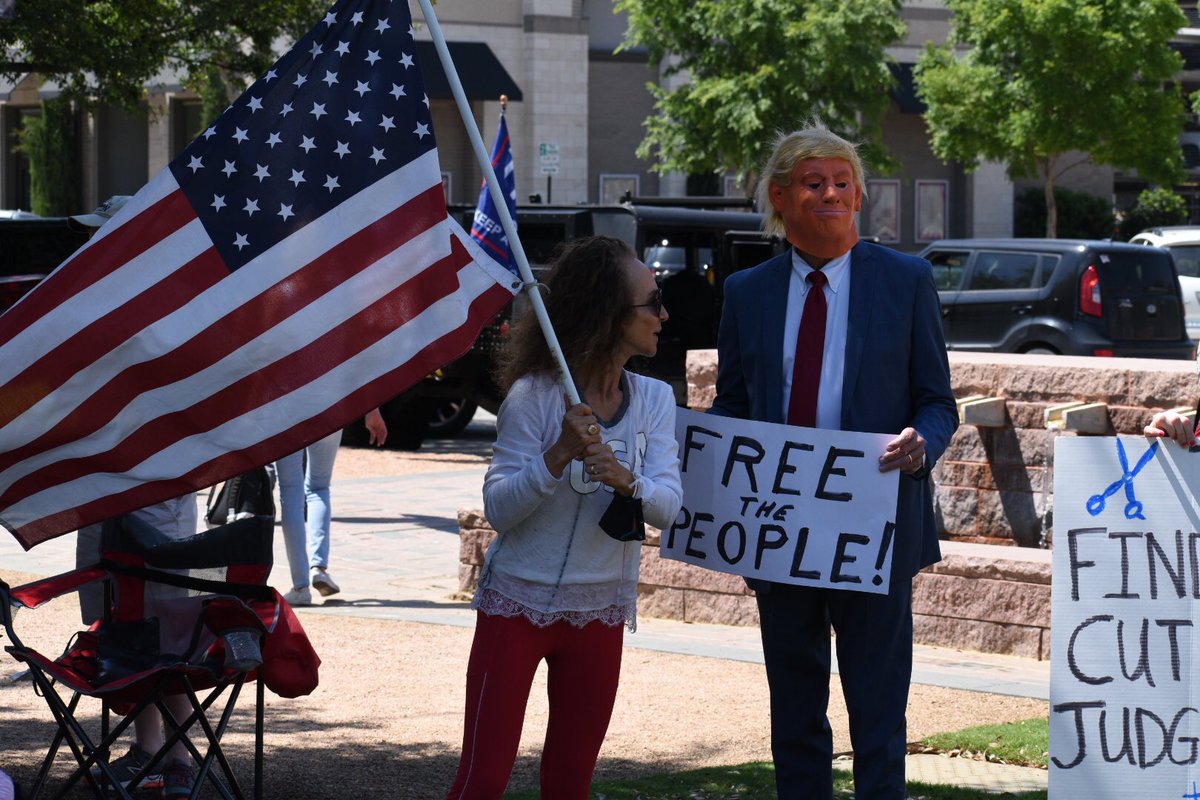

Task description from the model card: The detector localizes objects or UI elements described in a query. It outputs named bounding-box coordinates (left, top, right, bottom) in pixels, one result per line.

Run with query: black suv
left=918, top=238, right=1192, bottom=358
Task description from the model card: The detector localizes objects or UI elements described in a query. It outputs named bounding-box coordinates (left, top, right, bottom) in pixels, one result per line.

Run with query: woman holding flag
left=446, top=236, right=683, bottom=799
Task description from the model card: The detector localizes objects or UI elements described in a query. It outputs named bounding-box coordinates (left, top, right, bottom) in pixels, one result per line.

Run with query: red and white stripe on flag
left=0, top=150, right=518, bottom=549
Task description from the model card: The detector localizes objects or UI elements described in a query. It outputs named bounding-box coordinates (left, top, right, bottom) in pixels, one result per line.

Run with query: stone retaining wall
left=934, top=352, right=1196, bottom=547
left=458, top=351, right=1197, bottom=661
left=458, top=510, right=1053, bottom=658
left=914, top=542, right=1050, bottom=659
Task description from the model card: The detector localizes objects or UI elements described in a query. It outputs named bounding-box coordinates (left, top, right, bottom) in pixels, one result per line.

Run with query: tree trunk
left=1043, top=158, right=1057, bottom=238
left=741, top=170, right=758, bottom=200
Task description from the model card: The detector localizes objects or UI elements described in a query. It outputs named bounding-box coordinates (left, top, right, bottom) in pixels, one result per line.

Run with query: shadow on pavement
left=330, top=513, right=461, bottom=534
left=418, top=436, right=494, bottom=458
left=0, top=688, right=735, bottom=800
left=316, top=598, right=472, bottom=610
left=328, top=515, right=450, bottom=526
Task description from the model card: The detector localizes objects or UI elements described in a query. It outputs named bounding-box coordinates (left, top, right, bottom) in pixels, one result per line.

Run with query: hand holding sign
left=664, top=409, right=900, bottom=593
left=879, top=426, right=927, bottom=474
left=1145, top=408, right=1197, bottom=448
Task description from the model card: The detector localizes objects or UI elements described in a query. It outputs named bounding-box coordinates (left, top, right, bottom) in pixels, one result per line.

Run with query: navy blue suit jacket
left=710, top=240, right=958, bottom=582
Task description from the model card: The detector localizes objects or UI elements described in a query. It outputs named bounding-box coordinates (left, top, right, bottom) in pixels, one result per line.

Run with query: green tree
left=12, top=98, right=79, bottom=216
left=616, top=0, right=906, bottom=187
left=195, top=66, right=232, bottom=133
left=916, top=0, right=1186, bottom=238
left=0, top=1, right=328, bottom=110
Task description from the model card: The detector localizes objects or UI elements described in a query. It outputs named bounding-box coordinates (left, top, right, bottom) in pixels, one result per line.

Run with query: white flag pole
left=416, top=0, right=581, bottom=406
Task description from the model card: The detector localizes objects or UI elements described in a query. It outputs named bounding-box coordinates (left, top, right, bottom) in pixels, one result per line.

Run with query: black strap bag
left=205, top=466, right=276, bottom=528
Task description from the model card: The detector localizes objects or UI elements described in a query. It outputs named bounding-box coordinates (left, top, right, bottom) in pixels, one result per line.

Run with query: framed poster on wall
left=865, top=180, right=900, bottom=243
left=599, top=174, right=639, bottom=204
left=915, top=180, right=948, bottom=243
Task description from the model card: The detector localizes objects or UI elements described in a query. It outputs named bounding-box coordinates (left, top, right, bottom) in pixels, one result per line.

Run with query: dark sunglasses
left=627, top=289, right=663, bottom=316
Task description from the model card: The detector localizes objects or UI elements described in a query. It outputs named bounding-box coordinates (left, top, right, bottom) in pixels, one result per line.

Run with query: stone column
left=522, top=1, right=588, bottom=203
left=969, top=160, right=1014, bottom=238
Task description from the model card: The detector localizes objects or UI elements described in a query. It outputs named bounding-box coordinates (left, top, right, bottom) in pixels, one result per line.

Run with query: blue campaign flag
left=470, top=111, right=517, bottom=274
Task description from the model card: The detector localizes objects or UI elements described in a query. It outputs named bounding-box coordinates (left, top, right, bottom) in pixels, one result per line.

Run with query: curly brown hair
left=496, top=235, right=639, bottom=392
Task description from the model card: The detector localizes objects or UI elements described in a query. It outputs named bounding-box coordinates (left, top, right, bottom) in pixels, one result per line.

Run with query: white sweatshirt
left=476, top=370, right=683, bottom=630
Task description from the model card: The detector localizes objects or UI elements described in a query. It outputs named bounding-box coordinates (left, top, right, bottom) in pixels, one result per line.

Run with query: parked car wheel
left=427, top=397, right=477, bottom=438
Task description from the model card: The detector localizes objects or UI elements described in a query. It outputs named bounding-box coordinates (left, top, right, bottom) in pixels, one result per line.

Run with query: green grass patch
left=921, top=718, right=1049, bottom=769
left=901, top=780, right=1046, bottom=800
left=505, top=763, right=1046, bottom=799
left=503, top=761, right=775, bottom=799
left=504, top=719, right=1052, bottom=799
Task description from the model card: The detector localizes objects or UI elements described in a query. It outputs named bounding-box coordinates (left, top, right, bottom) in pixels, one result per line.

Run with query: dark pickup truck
left=345, top=200, right=778, bottom=449
left=0, top=214, right=88, bottom=313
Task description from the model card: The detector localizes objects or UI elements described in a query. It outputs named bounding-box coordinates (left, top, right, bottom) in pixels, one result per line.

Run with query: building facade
left=1, top=1, right=1197, bottom=252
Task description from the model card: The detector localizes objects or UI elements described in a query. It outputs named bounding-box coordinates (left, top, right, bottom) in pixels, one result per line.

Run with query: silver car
left=1130, top=226, right=1200, bottom=342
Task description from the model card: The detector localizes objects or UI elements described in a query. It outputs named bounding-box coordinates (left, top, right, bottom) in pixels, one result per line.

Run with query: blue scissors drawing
left=1086, top=438, right=1159, bottom=520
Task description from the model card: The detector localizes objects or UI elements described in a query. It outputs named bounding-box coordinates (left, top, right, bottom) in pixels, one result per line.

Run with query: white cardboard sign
left=662, top=408, right=899, bottom=594
left=1051, top=436, right=1200, bottom=798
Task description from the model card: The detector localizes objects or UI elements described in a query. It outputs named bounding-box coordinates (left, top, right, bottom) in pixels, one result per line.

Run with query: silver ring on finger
left=588, top=464, right=597, bottom=475
left=906, top=453, right=913, bottom=465
left=586, top=423, right=599, bottom=436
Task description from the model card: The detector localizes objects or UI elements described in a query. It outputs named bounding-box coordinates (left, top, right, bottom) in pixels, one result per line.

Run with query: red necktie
left=787, top=269, right=827, bottom=428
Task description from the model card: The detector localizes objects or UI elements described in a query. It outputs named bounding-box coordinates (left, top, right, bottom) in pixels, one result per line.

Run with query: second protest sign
left=663, top=408, right=900, bottom=594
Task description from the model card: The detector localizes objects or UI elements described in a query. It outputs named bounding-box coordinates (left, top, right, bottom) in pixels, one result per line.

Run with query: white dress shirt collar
left=790, top=247, right=851, bottom=292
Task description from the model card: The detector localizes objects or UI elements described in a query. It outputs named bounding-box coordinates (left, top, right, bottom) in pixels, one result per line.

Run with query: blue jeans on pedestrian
left=274, top=429, right=342, bottom=590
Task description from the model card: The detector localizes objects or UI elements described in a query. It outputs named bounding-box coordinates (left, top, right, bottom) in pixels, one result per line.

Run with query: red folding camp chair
left=1, top=513, right=319, bottom=800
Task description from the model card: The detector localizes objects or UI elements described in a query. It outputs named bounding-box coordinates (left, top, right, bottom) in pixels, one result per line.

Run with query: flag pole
left=416, top=0, right=581, bottom=406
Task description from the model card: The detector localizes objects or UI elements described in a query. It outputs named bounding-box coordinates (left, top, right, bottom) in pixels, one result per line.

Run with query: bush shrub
left=1117, top=187, right=1189, bottom=239
left=1014, top=186, right=1114, bottom=239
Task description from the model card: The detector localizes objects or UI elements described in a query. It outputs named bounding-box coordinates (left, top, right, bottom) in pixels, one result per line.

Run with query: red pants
left=446, top=610, right=624, bottom=799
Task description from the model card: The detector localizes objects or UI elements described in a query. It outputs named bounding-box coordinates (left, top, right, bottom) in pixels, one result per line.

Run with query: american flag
left=469, top=109, right=517, bottom=273
left=0, top=0, right=519, bottom=549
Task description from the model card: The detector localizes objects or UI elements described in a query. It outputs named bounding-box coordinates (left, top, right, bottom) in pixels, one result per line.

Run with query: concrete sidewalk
left=0, top=442, right=1050, bottom=795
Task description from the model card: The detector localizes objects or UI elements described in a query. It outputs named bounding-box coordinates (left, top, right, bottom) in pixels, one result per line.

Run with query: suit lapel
left=761, top=253, right=792, bottom=424
left=841, top=241, right=876, bottom=428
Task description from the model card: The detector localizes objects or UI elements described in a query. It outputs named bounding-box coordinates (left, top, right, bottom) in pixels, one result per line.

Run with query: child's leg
left=162, top=693, right=195, bottom=762
left=133, top=705, right=165, bottom=754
